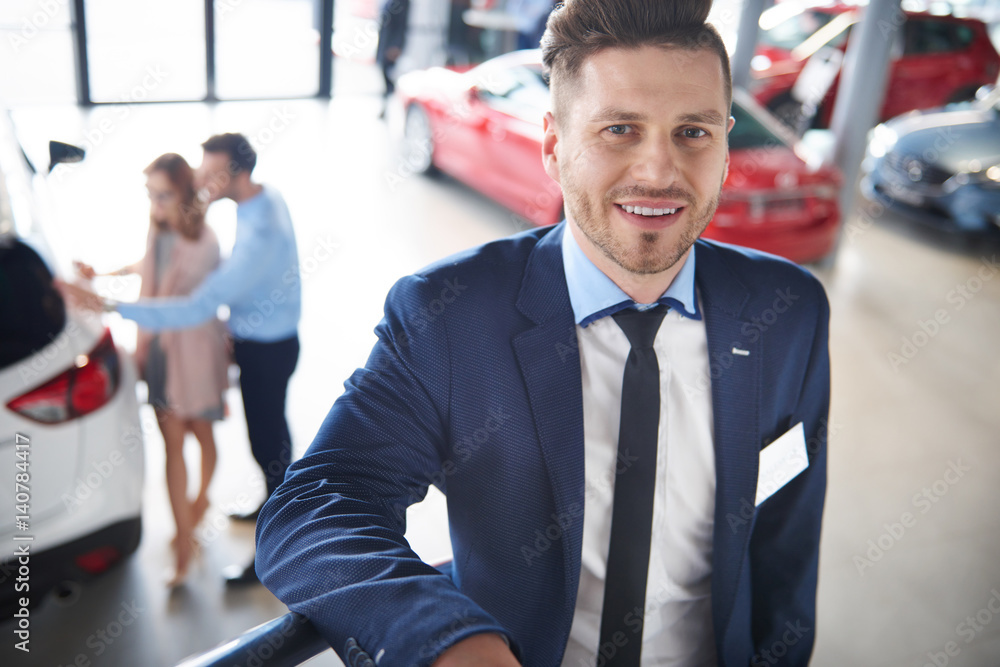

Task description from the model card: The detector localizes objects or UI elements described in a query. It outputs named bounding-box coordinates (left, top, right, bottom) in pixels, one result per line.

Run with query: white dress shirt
left=559, top=227, right=717, bottom=666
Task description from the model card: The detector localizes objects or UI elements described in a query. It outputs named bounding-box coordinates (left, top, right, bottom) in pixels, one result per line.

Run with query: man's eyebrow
left=678, top=110, right=727, bottom=126
left=586, top=108, right=728, bottom=126
left=586, top=107, right=648, bottom=124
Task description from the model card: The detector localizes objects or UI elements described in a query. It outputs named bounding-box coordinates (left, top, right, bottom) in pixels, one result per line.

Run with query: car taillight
left=6, top=328, right=121, bottom=424
left=75, top=546, right=123, bottom=575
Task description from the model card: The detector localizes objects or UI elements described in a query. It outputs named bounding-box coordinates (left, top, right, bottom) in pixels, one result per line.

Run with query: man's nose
left=630, top=135, right=679, bottom=187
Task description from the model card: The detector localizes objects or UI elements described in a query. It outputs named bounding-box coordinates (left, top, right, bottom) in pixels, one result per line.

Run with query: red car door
left=887, top=17, right=976, bottom=117
left=468, top=65, right=560, bottom=225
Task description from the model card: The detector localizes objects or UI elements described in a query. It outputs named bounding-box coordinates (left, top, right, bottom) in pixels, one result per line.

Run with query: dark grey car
left=863, top=85, right=1000, bottom=234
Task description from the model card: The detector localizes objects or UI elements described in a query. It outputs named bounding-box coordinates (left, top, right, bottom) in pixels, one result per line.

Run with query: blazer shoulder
left=696, top=238, right=828, bottom=305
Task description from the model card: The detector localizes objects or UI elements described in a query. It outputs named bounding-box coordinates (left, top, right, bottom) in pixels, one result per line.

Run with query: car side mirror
left=48, top=141, right=85, bottom=173
left=975, top=84, right=995, bottom=102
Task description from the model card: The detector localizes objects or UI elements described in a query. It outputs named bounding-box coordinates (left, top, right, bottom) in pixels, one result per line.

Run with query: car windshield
left=760, top=9, right=839, bottom=50
left=477, top=63, right=550, bottom=118
left=730, top=102, right=788, bottom=151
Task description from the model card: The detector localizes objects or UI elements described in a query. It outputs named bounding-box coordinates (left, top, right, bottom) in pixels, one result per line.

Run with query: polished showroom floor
left=2, top=85, right=999, bottom=666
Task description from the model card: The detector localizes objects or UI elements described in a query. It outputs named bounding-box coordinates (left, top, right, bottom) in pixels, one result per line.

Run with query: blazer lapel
left=694, top=241, right=762, bottom=647
left=511, top=223, right=587, bottom=628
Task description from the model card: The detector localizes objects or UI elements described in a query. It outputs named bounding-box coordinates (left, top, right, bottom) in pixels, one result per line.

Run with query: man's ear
left=542, top=111, right=561, bottom=184
left=723, top=114, right=736, bottom=182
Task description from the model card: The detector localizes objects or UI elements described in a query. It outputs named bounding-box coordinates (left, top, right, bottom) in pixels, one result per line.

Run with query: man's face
left=195, top=150, right=235, bottom=203
left=543, top=45, right=734, bottom=276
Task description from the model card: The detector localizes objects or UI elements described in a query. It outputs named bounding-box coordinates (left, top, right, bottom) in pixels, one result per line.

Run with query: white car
left=0, top=104, right=143, bottom=616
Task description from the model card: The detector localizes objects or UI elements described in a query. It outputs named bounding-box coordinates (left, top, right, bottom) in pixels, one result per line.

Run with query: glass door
left=215, top=0, right=321, bottom=99
left=85, top=0, right=207, bottom=103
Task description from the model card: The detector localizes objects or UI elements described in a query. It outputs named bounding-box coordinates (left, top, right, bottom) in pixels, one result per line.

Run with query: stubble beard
left=564, top=175, right=723, bottom=276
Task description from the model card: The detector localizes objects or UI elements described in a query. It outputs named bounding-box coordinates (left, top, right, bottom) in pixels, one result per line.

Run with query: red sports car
left=396, top=50, right=843, bottom=263
left=750, top=3, right=1000, bottom=128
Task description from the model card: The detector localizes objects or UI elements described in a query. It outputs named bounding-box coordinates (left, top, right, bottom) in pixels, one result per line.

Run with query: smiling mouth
left=615, top=204, right=684, bottom=218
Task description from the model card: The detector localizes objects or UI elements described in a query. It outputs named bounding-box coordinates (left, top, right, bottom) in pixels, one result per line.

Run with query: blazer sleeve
left=748, top=274, right=830, bottom=665
left=255, top=273, right=516, bottom=667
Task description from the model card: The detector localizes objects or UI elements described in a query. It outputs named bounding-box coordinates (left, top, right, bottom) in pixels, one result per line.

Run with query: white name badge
left=755, top=422, right=809, bottom=506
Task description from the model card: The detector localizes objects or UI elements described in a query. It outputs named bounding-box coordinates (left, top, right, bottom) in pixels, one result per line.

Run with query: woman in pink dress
left=77, top=154, right=229, bottom=585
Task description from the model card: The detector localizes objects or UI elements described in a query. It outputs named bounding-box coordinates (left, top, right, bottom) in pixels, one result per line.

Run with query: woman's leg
left=159, top=408, right=194, bottom=585
left=186, top=418, right=217, bottom=528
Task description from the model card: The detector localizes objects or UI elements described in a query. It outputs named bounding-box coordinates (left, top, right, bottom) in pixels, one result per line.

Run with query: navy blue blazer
left=256, top=223, right=830, bottom=667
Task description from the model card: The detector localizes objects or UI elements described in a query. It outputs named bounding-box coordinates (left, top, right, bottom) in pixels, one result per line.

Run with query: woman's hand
left=55, top=279, right=106, bottom=312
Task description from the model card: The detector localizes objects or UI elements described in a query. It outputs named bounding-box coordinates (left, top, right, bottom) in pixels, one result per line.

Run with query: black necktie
left=598, top=305, right=669, bottom=666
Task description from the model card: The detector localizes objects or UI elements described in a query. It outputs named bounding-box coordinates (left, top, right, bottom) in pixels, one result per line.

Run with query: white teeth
left=622, top=205, right=678, bottom=216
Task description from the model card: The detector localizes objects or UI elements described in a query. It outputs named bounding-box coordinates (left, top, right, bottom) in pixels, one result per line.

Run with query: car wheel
left=404, top=104, right=437, bottom=176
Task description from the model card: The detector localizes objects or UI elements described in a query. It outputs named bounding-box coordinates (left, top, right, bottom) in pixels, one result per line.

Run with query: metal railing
left=175, top=612, right=331, bottom=667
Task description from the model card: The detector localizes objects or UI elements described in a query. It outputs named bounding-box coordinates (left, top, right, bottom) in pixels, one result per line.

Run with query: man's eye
left=682, top=127, right=709, bottom=139
left=606, top=125, right=631, bottom=135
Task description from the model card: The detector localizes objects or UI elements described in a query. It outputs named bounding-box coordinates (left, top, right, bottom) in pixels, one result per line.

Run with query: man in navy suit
left=257, top=1, right=829, bottom=665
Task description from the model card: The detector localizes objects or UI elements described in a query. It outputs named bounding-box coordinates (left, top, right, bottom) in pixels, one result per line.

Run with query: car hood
left=727, top=145, right=838, bottom=191
left=885, top=107, right=1000, bottom=172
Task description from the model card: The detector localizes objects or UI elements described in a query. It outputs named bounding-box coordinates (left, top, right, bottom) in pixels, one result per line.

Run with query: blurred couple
left=65, top=134, right=301, bottom=587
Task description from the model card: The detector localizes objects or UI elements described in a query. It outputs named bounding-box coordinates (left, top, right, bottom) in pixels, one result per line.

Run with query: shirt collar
left=561, top=222, right=701, bottom=327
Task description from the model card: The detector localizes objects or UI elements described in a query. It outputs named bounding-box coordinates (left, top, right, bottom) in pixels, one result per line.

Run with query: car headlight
left=946, top=165, right=1000, bottom=192
left=868, top=124, right=898, bottom=159
left=984, top=165, right=1000, bottom=190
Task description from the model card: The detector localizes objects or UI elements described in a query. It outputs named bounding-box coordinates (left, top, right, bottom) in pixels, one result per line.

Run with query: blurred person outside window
left=76, top=153, right=229, bottom=587
left=377, top=0, right=411, bottom=117
left=508, top=0, right=556, bottom=50
left=61, top=133, right=301, bottom=587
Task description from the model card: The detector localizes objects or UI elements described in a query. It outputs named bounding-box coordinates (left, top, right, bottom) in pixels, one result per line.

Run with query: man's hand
left=432, top=633, right=520, bottom=667
left=73, top=260, right=97, bottom=280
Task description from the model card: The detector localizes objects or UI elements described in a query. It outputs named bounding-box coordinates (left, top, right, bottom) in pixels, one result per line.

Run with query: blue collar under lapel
left=512, top=222, right=586, bottom=659
left=694, top=240, right=762, bottom=652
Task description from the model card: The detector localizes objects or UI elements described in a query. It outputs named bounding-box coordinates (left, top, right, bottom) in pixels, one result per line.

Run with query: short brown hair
left=201, top=132, right=257, bottom=175
left=541, top=0, right=732, bottom=118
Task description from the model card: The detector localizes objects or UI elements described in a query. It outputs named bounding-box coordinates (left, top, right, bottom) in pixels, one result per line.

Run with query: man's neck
left=230, top=181, right=263, bottom=204
left=567, top=220, right=689, bottom=304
